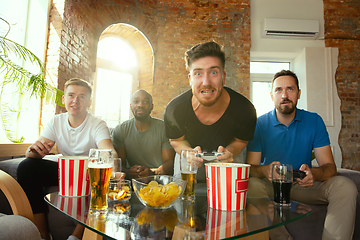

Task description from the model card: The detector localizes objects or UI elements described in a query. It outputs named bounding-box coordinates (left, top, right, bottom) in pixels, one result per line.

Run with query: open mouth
left=201, top=89, right=215, bottom=95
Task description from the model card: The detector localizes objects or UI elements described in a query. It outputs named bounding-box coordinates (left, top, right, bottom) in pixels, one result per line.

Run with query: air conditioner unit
left=262, top=18, right=319, bottom=40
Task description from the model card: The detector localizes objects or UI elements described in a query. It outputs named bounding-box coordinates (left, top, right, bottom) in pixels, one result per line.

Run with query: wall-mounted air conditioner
left=262, top=18, right=320, bottom=40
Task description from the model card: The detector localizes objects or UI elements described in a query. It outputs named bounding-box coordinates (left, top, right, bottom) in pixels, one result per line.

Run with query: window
left=250, top=61, right=290, bottom=117
left=94, top=36, right=138, bottom=128
left=0, top=0, right=51, bottom=143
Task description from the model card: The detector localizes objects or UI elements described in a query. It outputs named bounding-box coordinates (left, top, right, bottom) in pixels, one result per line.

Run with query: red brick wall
left=50, top=0, right=250, bottom=117
left=45, top=0, right=360, bottom=169
left=324, top=0, right=360, bottom=169
left=153, top=1, right=250, bottom=117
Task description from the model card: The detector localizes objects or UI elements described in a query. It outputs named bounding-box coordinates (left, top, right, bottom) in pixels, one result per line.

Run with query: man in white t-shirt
left=17, top=78, right=118, bottom=240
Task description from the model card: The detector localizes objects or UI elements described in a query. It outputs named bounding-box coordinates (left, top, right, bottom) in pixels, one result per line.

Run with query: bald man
left=112, top=90, right=175, bottom=179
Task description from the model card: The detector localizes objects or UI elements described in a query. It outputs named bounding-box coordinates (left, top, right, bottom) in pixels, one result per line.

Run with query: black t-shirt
left=164, top=87, right=257, bottom=181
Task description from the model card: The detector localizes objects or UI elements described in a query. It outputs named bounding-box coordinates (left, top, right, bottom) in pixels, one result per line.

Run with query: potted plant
left=0, top=17, right=63, bottom=143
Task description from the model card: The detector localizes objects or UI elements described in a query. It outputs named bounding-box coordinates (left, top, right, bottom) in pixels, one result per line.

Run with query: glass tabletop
left=45, top=189, right=311, bottom=240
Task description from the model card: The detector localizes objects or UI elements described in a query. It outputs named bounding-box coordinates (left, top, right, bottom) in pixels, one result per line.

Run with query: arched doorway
left=93, top=23, right=154, bottom=128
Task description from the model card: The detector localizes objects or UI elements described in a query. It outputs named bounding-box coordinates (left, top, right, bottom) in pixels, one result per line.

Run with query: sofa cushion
left=0, top=214, right=41, bottom=240
left=0, top=158, right=25, bottom=180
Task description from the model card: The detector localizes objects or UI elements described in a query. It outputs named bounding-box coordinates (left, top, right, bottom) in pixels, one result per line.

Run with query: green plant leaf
left=0, top=18, right=64, bottom=142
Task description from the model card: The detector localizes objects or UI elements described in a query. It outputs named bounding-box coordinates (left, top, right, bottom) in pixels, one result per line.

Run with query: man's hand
left=191, top=146, right=204, bottom=167
left=266, top=161, right=280, bottom=182
left=138, top=166, right=153, bottom=177
left=216, top=146, right=233, bottom=163
left=129, top=165, right=142, bottom=179
left=129, top=165, right=154, bottom=178
left=27, top=140, right=54, bottom=158
left=296, top=164, right=314, bottom=188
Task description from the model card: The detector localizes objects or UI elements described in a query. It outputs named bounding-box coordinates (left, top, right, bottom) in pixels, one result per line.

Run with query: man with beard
left=164, top=41, right=257, bottom=182
left=112, top=90, right=175, bottom=179
left=246, top=70, right=357, bottom=240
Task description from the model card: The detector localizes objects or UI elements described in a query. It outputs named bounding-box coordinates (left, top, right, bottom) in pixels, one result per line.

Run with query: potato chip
left=136, top=209, right=178, bottom=231
left=138, top=181, right=182, bottom=207
left=109, top=185, right=131, bottom=201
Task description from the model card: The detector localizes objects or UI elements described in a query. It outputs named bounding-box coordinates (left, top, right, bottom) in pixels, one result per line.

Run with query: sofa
left=1, top=156, right=359, bottom=240
left=0, top=157, right=77, bottom=240
left=0, top=169, right=41, bottom=240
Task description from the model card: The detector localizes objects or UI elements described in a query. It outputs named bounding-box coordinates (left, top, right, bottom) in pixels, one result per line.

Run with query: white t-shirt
left=41, top=112, right=111, bottom=156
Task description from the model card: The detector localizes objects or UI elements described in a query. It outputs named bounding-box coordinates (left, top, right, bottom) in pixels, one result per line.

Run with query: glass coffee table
left=45, top=189, right=311, bottom=240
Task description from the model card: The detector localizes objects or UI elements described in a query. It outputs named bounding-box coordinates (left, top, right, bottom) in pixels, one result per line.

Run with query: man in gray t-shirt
left=112, top=90, right=175, bottom=179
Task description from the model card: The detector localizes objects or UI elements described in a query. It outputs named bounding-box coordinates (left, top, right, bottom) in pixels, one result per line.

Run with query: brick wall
left=47, top=0, right=250, bottom=117
left=152, top=0, right=250, bottom=116
left=44, top=0, right=360, bottom=169
left=324, top=0, right=360, bottom=169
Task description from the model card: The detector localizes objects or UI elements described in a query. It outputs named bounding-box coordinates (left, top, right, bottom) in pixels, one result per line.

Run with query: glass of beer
left=272, top=164, right=293, bottom=207
left=88, top=149, right=113, bottom=214
left=180, top=150, right=199, bottom=201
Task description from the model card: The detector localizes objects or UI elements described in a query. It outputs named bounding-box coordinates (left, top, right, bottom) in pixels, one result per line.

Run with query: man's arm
left=225, top=137, right=248, bottom=157
left=169, top=135, right=192, bottom=154
left=151, top=148, right=175, bottom=175
left=246, top=151, right=281, bottom=182
left=216, top=137, right=248, bottom=162
left=98, top=139, right=119, bottom=159
left=312, top=145, right=337, bottom=180
left=297, top=145, right=337, bottom=188
left=26, top=136, right=55, bottom=158
left=114, top=146, right=127, bottom=168
left=246, top=151, right=268, bottom=179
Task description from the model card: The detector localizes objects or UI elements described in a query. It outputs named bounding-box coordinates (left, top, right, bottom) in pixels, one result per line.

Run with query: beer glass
left=88, top=149, right=113, bottom=214
left=180, top=150, right=199, bottom=201
left=272, top=164, right=293, bottom=207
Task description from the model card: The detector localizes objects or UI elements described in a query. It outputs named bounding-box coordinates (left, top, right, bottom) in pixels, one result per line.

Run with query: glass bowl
left=132, top=175, right=186, bottom=209
left=130, top=208, right=179, bottom=239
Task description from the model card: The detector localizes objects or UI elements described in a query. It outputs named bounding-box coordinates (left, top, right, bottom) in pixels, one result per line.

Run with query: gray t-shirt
left=112, top=117, right=173, bottom=168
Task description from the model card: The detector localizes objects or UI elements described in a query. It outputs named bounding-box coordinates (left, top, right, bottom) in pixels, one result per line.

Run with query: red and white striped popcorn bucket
left=58, top=156, right=90, bottom=197
left=55, top=194, right=90, bottom=222
left=205, top=207, right=247, bottom=239
left=205, top=163, right=250, bottom=211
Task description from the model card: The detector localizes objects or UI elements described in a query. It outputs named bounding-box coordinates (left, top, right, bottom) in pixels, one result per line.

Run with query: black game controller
left=293, top=169, right=306, bottom=179
left=196, top=151, right=224, bottom=161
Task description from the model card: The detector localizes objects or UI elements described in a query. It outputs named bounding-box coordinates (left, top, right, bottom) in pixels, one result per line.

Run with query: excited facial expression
left=271, top=75, right=301, bottom=115
left=188, top=56, right=226, bottom=107
left=62, top=85, right=92, bottom=118
left=130, top=90, right=153, bottom=121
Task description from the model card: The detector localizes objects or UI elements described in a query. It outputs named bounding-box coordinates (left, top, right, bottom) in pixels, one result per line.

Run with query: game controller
left=293, top=169, right=306, bottom=179
left=196, top=151, right=224, bottom=161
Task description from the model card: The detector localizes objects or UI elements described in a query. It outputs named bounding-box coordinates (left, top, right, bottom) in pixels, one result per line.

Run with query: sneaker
left=67, top=235, right=80, bottom=240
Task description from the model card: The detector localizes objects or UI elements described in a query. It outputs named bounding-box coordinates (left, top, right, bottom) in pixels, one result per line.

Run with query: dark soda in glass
left=273, top=180, right=292, bottom=206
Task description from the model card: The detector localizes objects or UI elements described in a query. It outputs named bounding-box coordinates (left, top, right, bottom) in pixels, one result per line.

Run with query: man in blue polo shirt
left=246, top=70, right=357, bottom=240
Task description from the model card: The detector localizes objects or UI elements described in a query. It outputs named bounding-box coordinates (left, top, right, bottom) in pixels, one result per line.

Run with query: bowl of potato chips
left=132, top=175, right=186, bottom=209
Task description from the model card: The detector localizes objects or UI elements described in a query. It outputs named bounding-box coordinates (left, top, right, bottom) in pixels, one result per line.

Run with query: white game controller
left=196, top=151, right=224, bottom=161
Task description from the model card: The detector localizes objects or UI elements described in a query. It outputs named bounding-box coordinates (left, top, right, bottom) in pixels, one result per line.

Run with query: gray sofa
left=1, top=158, right=359, bottom=240
left=0, top=158, right=77, bottom=240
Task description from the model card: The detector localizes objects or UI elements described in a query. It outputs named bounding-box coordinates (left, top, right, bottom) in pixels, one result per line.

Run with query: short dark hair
left=272, top=70, right=299, bottom=90
left=184, top=41, right=225, bottom=71
left=133, top=89, right=153, bottom=105
left=65, top=78, right=92, bottom=96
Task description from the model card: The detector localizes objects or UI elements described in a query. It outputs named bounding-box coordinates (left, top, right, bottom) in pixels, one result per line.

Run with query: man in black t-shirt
left=164, top=41, right=257, bottom=181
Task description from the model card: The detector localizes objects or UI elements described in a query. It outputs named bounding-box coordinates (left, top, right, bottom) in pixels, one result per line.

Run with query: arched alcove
left=92, top=23, right=154, bottom=126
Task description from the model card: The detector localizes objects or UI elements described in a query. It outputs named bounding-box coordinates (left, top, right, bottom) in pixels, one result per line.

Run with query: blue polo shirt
left=247, top=108, right=330, bottom=170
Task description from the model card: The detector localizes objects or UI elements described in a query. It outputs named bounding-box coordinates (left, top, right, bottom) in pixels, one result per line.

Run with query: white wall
left=250, top=0, right=343, bottom=167
left=251, top=0, right=325, bottom=60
